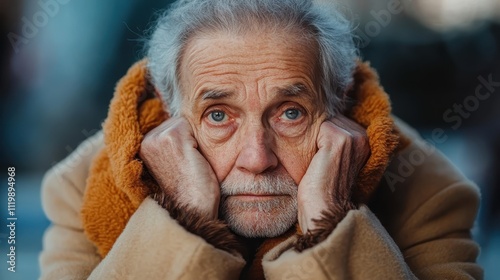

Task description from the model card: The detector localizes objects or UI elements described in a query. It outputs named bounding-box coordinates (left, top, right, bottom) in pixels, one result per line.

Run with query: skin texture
left=139, top=28, right=369, bottom=237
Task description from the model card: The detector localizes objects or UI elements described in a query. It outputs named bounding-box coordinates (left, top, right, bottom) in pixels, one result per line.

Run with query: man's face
left=179, top=29, right=326, bottom=237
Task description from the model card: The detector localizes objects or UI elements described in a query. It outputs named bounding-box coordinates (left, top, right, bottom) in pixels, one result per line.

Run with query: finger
left=321, top=119, right=369, bottom=179
left=162, top=117, right=199, bottom=149
left=316, top=120, right=352, bottom=150
left=329, top=117, right=368, bottom=153
left=330, top=114, right=366, bottom=135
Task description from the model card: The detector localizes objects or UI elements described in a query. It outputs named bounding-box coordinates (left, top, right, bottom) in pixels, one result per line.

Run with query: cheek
left=274, top=115, right=325, bottom=184
left=275, top=131, right=317, bottom=184
left=196, top=125, right=239, bottom=182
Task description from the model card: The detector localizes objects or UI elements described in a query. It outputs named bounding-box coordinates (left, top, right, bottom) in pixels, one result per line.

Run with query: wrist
left=191, top=192, right=220, bottom=220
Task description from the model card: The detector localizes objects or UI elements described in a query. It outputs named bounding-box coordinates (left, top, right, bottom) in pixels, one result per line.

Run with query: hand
left=298, top=115, right=370, bottom=234
left=139, top=117, right=220, bottom=219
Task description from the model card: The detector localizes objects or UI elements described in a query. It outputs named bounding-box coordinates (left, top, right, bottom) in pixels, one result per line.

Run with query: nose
left=235, top=126, right=278, bottom=175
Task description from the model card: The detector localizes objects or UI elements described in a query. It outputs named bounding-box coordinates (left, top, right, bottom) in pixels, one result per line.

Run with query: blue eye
left=209, top=110, right=227, bottom=122
left=283, top=109, right=302, bottom=120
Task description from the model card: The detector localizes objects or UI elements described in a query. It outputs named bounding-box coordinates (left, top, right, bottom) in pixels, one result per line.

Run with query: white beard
left=219, top=171, right=298, bottom=238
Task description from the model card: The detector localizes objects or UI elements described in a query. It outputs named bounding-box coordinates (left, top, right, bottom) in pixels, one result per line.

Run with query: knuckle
left=337, top=130, right=353, bottom=144
left=142, top=122, right=183, bottom=152
left=141, top=134, right=157, bottom=153
left=159, top=128, right=177, bottom=143
left=320, top=120, right=338, bottom=133
left=356, top=132, right=369, bottom=148
left=352, top=131, right=366, bottom=144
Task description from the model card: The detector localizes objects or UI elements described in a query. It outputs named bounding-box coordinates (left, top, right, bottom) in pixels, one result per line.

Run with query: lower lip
left=231, top=195, right=283, bottom=202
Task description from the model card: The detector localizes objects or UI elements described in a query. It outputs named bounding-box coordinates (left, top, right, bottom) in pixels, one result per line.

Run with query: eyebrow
left=197, top=83, right=313, bottom=102
left=276, top=83, right=313, bottom=99
left=199, top=89, right=234, bottom=100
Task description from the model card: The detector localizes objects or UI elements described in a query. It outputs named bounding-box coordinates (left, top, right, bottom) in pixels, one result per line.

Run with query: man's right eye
left=208, top=110, right=227, bottom=123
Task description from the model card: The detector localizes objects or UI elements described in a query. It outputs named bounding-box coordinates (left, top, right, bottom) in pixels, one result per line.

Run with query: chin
left=221, top=197, right=298, bottom=238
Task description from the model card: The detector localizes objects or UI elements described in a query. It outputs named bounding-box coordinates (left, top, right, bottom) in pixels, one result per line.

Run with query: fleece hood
left=81, top=59, right=405, bottom=258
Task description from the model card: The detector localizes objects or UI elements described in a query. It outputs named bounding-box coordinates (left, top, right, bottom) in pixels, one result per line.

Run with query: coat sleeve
left=261, top=121, right=483, bottom=280
left=39, top=132, right=245, bottom=280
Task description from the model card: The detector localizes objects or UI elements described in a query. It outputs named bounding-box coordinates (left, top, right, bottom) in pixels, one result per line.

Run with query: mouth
left=230, top=194, right=286, bottom=202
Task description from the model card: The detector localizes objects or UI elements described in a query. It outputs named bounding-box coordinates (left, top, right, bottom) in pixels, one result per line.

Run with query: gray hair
left=146, top=0, right=357, bottom=117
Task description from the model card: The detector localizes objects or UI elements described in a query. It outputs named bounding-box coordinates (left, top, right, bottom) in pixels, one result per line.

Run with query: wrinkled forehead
left=178, top=29, right=323, bottom=110
left=177, top=25, right=322, bottom=93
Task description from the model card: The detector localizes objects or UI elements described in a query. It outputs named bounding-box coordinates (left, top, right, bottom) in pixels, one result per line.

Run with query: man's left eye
left=282, top=108, right=302, bottom=120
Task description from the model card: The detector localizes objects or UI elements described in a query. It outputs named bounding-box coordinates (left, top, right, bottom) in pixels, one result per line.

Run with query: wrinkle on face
left=175, top=26, right=335, bottom=237
left=179, top=27, right=325, bottom=185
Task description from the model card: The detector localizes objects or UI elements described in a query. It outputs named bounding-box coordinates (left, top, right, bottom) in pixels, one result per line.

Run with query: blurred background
left=0, top=0, right=499, bottom=278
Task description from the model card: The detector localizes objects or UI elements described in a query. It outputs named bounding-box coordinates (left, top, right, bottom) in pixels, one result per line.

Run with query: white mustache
left=220, top=172, right=298, bottom=197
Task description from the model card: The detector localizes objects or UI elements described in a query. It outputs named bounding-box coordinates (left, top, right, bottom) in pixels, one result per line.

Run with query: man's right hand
left=139, top=117, right=220, bottom=220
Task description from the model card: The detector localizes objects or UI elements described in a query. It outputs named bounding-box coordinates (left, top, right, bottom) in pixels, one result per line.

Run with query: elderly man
left=40, top=0, right=482, bottom=279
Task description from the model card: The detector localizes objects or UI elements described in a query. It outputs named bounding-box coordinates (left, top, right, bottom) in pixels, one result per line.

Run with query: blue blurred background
left=0, top=0, right=499, bottom=279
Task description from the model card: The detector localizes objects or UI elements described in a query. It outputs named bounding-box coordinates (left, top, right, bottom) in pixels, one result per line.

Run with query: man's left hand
left=298, top=115, right=370, bottom=234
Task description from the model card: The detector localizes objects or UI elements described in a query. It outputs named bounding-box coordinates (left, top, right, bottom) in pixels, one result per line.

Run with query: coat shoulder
left=41, top=131, right=104, bottom=226
left=371, top=117, right=480, bottom=246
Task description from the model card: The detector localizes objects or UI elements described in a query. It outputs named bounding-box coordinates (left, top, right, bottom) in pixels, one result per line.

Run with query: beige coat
left=39, top=117, right=482, bottom=279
